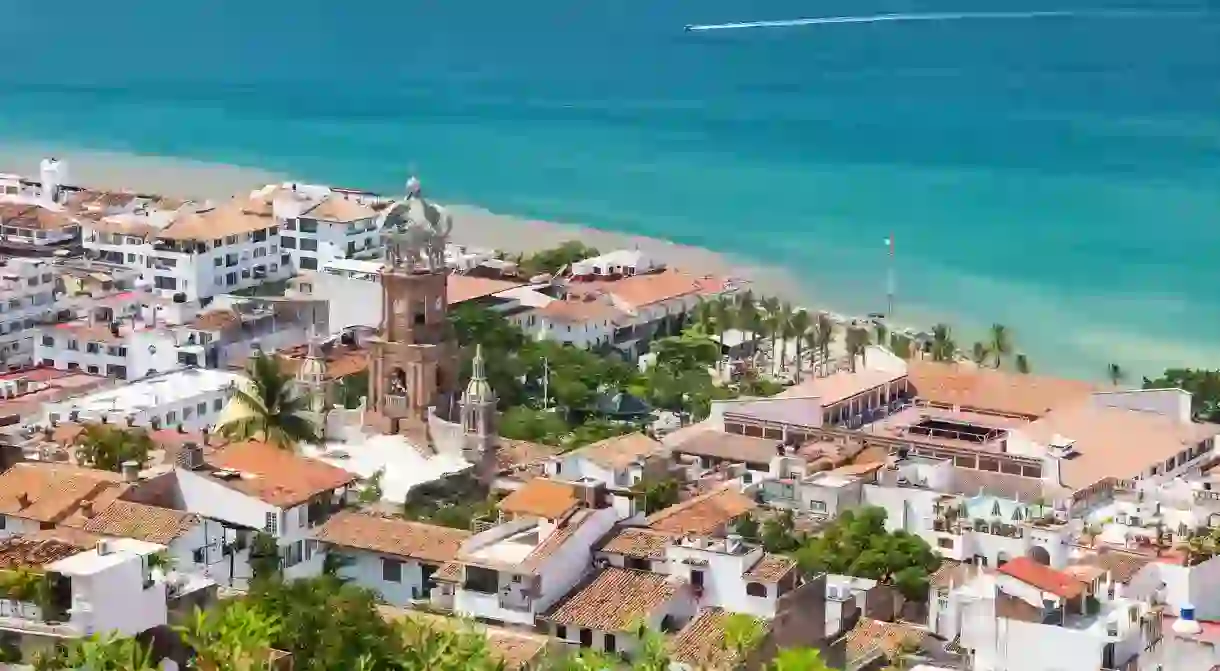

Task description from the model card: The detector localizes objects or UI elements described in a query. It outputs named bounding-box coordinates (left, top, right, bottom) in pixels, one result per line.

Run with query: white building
left=931, top=556, right=1163, bottom=671
left=0, top=159, right=82, bottom=249
left=0, top=533, right=215, bottom=664
left=313, top=511, right=472, bottom=606
left=0, top=258, right=58, bottom=367
left=542, top=433, right=667, bottom=490
left=258, top=183, right=384, bottom=271
left=0, top=462, right=127, bottom=541
left=35, top=320, right=182, bottom=381
left=39, top=368, right=243, bottom=432
left=125, top=440, right=359, bottom=584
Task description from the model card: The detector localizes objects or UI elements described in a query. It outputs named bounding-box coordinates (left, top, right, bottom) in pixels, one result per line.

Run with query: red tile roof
left=545, top=567, right=678, bottom=631
left=998, top=557, right=1085, bottom=600
left=205, top=441, right=359, bottom=507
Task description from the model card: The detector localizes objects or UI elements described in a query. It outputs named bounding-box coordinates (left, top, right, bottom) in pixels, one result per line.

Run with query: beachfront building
left=0, top=159, right=83, bottom=251
left=0, top=258, right=59, bottom=368
left=257, top=182, right=386, bottom=271
left=80, top=199, right=191, bottom=278
left=38, top=368, right=242, bottom=432
left=34, top=318, right=182, bottom=381
left=0, top=532, right=216, bottom=664
left=172, top=297, right=328, bottom=370
left=139, top=198, right=291, bottom=301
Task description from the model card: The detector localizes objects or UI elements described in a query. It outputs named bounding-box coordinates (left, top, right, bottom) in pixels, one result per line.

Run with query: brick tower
left=364, top=177, right=460, bottom=437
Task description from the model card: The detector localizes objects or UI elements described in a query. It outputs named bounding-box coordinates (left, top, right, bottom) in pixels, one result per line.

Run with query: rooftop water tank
left=1173, top=604, right=1202, bottom=635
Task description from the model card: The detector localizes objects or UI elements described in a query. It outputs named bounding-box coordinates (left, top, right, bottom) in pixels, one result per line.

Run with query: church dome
left=297, top=355, right=326, bottom=382
left=462, top=345, right=496, bottom=405
left=377, top=178, right=450, bottom=233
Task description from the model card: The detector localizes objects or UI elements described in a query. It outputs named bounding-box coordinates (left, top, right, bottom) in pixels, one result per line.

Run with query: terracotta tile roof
left=998, top=557, right=1084, bottom=599
left=88, top=217, right=162, bottom=238
left=545, top=567, right=677, bottom=631
left=908, top=361, right=1095, bottom=419
left=0, top=204, right=78, bottom=231
left=313, top=511, right=471, bottom=564
left=743, top=553, right=796, bottom=583
left=580, top=269, right=719, bottom=309
left=930, top=560, right=991, bottom=589
left=495, top=439, right=560, bottom=474
left=568, top=432, right=663, bottom=470
left=779, top=368, right=907, bottom=407
left=520, top=509, right=598, bottom=572
left=0, top=536, right=85, bottom=570
left=205, top=441, right=359, bottom=508
left=379, top=607, right=550, bottom=670
left=536, top=296, right=625, bottom=324
left=446, top=275, right=524, bottom=305
left=433, top=561, right=462, bottom=582
left=188, top=309, right=242, bottom=332
left=157, top=200, right=274, bottom=241
left=995, top=592, right=1043, bottom=623
left=1073, top=548, right=1155, bottom=584
left=669, top=607, right=764, bottom=668
left=48, top=320, right=141, bottom=345
left=844, top=618, right=926, bottom=665
left=0, top=462, right=124, bottom=523
left=303, top=195, right=377, bottom=223
left=1022, top=401, right=1220, bottom=490
left=273, top=344, right=369, bottom=381
left=598, top=527, right=676, bottom=560
left=1064, top=564, right=1107, bottom=583
left=646, top=485, right=756, bottom=536
left=498, top=479, right=579, bottom=519
left=79, top=500, right=199, bottom=544
left=673, top=431, right=781, bottom=465
left=948, top=468, right=1047, bottom=501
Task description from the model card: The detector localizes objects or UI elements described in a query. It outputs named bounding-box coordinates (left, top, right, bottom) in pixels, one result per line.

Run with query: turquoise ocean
left=1, top=0, right=1218, bottom=379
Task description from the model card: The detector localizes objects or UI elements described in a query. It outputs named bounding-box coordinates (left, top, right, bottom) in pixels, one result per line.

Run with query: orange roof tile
left=498, top=479, right=579, bottom=519
left=998, top=557, right=1085, bottom=599
left=314, top=511, right=471, bottom=564
left=668, top=608, right=764, bottom=669
left=1022, top=402, right=1220, bottom=490
left=188, top=309, right=242, bottom=332
left=537, top=296, right=625, bottom=324
left=157, top=201, right=274, bottom=241
left=303, top=195, right=377, bottom=223
left=545, top=567, right=677, bottom=631
left=583, top=269, right=715, bottom=309
left=433, top=561, right=462, bottom=583
left=80, top=500, right=200, bottom=544
left=87, top=217, right=162, bottom=238
left=844, top=618, right=927, bottom=665
left=779, top=368, right=906, bottom=407
left=0, top=463, right=124, bottom=523
left=743, top=553, right=796, bottom=583
left=205, top=441, right=358, bottom=508
left=908, top=361, right=1095, bottom=419
left=0, top=536, right=85, bottom=570
left=272, top=345, right=368, bottom=381
left=495, top=439, right=560, bottom=474
left=568, top=432, right=663, bottom=470
left=646, top=485, right=756, bottom=536
left=446, top=275, right=524, bottom=305
left=598, top=527, right=676, bottom=560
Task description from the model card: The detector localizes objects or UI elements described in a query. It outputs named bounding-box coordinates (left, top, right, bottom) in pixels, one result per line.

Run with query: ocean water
left=1, top=0, right=1218, bottom=379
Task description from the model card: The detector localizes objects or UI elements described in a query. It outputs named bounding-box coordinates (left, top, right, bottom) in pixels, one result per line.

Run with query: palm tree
left=1014, top=353, right=1030, bottom=374
left=785, top=309, right=812, bottom=382
left=845, top=325, right=871, bottom=373
left=814, top=313, right=835, bottom=376
left=971, top=342, right=988, bottom=366
left=1107, top=363, right=1125, bottom=387
left=986, top=323, right=1013, bottom=369
left=217, top=351, right=320, bottom=450
left=761, top=310, right=783, bottom=373
left=874, top=323, right=889, bottom=350
left=889, top=332, right=913, bottom=360
left=32, top=633, right=157, bottom=671
left=930, top=323, right=955, bottom=362
left=690, top=298, right=717, bottom=336
left=74, top=424, right=153, bottom=472
left=735, top=292, right=761, bottom=361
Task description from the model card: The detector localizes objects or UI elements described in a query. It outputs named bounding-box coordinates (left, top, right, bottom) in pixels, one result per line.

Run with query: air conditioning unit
left=96, top=540, right=112, bottom=556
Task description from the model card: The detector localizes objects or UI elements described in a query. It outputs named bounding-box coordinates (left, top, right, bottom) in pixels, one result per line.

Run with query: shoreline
left=0, top=145, right=1188, bottom=382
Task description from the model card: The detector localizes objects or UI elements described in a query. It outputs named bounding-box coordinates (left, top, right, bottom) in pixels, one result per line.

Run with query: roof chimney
left=80, top=499, right=95, bottom=518
left=16, top=492, right=30, bottom=509
left=121, top=460, right=140, bottom=483
left=177, top=441, right=203, bottom=470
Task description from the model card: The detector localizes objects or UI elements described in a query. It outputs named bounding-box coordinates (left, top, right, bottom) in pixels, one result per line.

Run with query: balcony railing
left=384, top=394, right=409, bottom=417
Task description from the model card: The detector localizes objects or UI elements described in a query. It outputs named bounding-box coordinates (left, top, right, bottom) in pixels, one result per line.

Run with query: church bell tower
left=364, top=177, right=460, bottom=437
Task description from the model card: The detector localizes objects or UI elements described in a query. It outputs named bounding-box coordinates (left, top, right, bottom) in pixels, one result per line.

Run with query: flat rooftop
left=467, top=525, right=546, bottom=565
left=863, top=404, right=1024, bottom=451
left=47, top=537, right=163, bottom=576
left=44, top=368, right=242, bottom=420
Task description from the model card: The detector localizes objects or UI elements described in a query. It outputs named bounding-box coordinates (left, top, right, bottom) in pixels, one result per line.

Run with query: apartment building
left=0, top=258, right=58, bottom=367
left=35, top=319, right=181, bottom=381
left=255, top=183, right=384, bottom=271
left=39, top=368, right=243, bottom=432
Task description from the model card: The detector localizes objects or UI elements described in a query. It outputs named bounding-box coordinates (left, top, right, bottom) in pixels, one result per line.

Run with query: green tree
left=248, top=532, right=282, bottom=583
left=633, top=477, right=680, bottom=514
left=889, top=332, right=913, bottom=360
left=986, top=323, right=1013, bottom=369
left=335, top=370, right=369, bottom=409
left=518, top=241, right=600, bottom=277
left=929, top=323, right=955, bottom=362
left=1143, top=368, right=1220, bottom=422
left=32, top=632, right=157, bottom=671
left=970, top=341, right=988, bottom=366
left=1014, top=353, right=1030, bottom=374
left=218, top=350, right=320, bottom=450
left=176, top=601, right=281, bottom=671
left=768, top=647, right=834, bottom=671
left=499, top=406, right=570, bottom=445
left=844, top=325, right=871, bottom=373
left=1107, top=362, right=1125, bottom=387
left=357, top=467, right=385, bottom=505
left=760, top=510, right=804, bottom=553
left=812, top=313, right=835, bottom=376
left=784, top=309, right=812, bottom=382
left=794, top=507, right=940, bottom=601
left=74, top=424, right=153, bottom=472
left=652, top=334, right=720, bottom=373
left=689, top=297, right=718, bottom=336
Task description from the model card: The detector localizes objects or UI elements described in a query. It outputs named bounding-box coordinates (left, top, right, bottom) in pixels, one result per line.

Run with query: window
left=284, top=220, right=297, bottom=231
left=809, top=500, right=827, bottom=513
left=214, top=257, right=223, bottom=267
left=86, top=365, right=99, bottom=374
left=214, top=398, right=224, bottom=411
left=86, top=342, right=101, bottom=354
left=382, top=558, right=403, bottom=583
left=579, top=629, right=593, bottom=647
left=41, top=335, right=54, bottom=347
left=746, top=582, right=768, bottom=597
left=691, top=570, right=704, bottom=588
left=166, top=411, right=177, bottom=424
left=299, top=506, right=308, bottom=528
left=67, top=362, right=79, bottom=370
left=183, top=406, right=193, bottom=420
left=254, top=247, right=266, bottom=258
left=106, top=345, right=121, bottom=356
left=300, top=257, right=318, bottom=270
left=105, top=364, right=127, bottom=378
left=555, top=625, right=567, bottom=640
left=938, top=537, right=954, bottom=549
left=197, top=401, right=207, bottom=415
left=0, top=516, right=5, bottom=530
left=226, top=272, right=237, bottom=286
left=300, top=220, right=318, bottom=234
left=127, top=253, right=136, bottom=263
left=264, top=512, right=278, bottom=535
left=281, top=237, right=296, bottom=249
left=154, top=276, right=178, bottom=290
left=192, top=547, right=205, bottom=564
left=225, top=235, right=239, bottom=245
left=213, top=238, right=223, bottom=248
left=604, top=634, right=616, bottom=653
left=269, top=225, right=279, bottom=235
left=300, top=238, right=318, bottom=252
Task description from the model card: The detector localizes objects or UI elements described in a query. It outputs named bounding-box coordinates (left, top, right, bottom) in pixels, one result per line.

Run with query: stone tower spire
left=295, top=326, right=328, bottom=436
left=460, top=344, right=498, bottom=461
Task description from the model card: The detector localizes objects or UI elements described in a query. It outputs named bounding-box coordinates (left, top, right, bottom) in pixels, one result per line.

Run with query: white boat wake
left=684, top=10, right=1197, bottom=32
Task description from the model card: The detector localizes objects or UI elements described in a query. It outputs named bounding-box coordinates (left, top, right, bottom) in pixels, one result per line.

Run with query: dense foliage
left=794, top=507, right=941, bottom=600
left=516, top=241, right=601, bottom=278
left=1143, top=368, right=1220, bottom=422
left=74, top=424, right=153, bottom=472
left=218, top=350, right=320, bottom=449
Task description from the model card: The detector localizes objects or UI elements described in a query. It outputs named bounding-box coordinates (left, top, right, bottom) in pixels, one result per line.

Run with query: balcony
left=383, top=394, right=409, bottom=417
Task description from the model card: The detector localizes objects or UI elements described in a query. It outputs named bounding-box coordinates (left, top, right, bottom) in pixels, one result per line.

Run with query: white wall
left=72, top=555, right=169, bottom=637
left=0, top=514, right=39, bottom=540
left=0, top=259, right=57, bottom=366
left=1091, top=389, right=1192, bottom=422
left=336, top=550, right=427, bottom=606
left=659, top=542, right=778, bottom=618
left=35, top=327, right=181, bottom=380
